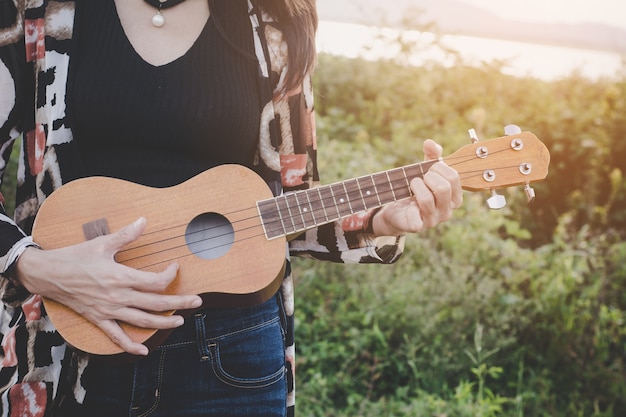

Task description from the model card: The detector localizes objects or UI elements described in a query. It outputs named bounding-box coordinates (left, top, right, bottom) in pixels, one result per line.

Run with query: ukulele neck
left=257, top=160, right=437, bottom=239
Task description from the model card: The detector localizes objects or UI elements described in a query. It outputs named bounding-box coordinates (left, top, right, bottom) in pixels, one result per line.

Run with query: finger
left=423, top=171, right=454, bottom=222
left=429, top=162, right=463, bottom=209
left=423, top=139, right=443, bottom=161
left=97, top=319, right=149, bottom=356
left=109, top=307, right=186, bottom=331
left=410, top=178, right=438, bottom=228
left=118, top=263, right=203, bottom=310
left=126, top=262, right=180, bottom=292
left=107, top=217, right=147, bottom=252
left=124, top=290, right=203, bottom=313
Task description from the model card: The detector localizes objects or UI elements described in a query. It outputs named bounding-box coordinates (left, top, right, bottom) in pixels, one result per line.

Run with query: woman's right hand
left=15, top=217, right=203, bottom=356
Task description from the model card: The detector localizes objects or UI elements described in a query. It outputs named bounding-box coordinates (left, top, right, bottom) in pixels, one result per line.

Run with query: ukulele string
left=120, top=203, right=257, bottom=253
left=116, top=148, right=515, bottom=269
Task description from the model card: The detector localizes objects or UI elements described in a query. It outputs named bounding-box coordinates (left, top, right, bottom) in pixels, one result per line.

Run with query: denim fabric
left=60, top=296, right=287, bottom=417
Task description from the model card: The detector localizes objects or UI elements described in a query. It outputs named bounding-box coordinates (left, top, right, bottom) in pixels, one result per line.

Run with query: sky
left=461, top=0, right=626, bottom=29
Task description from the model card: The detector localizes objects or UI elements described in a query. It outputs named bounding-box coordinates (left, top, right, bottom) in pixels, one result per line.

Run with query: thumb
left=108, top=217, right=146, bottom=250
left=423, top=139, right=443, bottom=161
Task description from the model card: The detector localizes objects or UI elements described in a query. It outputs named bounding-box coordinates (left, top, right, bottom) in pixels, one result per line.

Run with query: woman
left=0, top=0, right=462, bottom=415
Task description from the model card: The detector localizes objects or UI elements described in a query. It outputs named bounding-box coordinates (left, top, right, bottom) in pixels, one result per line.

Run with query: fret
left=420, top=160, right=438, bottom=174
left=343, top=179, right=365, bottom=213
left=318, top=185, right=340, bottom=220
left=372, top=172, right=395, bottom=205
left=387, top=168, right=412, bottom=200
left=356, top=175, right=380, bottom=209
left=403, top=163, right=426, bottom=187
left=257, top=198, right=286, bottom=239
left=274, top=195, right=296, bottom=234
left=295, top=191, right=315, bottom=227
left=313, top=188, right=330, bottom=222
left=341, top=182, right=354, bottom=212
left=330, top=183, right=352, bottom=217
left=400, top=167, right=412, bottom=191
left=284, top=193, right=305, bottom=231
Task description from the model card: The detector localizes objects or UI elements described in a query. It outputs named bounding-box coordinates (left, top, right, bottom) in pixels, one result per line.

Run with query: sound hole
left=185, top=212, right=234, bottom=260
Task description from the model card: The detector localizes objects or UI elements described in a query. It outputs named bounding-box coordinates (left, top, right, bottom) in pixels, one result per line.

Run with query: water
left=317, top=21, right=625, bottom=80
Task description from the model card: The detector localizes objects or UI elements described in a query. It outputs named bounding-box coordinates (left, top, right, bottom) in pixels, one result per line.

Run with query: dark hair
left=259, top=0, right=318, bottom=91
left=209, top=0, right=317, bottom=92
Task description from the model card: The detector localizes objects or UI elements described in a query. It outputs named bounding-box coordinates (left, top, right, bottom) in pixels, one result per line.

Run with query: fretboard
left=257, top=160, right=437, bottom=239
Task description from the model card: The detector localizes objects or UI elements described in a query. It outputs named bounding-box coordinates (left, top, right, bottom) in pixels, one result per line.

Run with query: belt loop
left=194, top=313, right=210, bottom=362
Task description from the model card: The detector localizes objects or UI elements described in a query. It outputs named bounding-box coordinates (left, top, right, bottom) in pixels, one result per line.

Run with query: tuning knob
left=524, top=183, right=536, bottom=203
left=504, top=124, right=522, bottom=135
left=468, top=128, right=479, bottom=143
left=487, top=190, right=506, bottom=210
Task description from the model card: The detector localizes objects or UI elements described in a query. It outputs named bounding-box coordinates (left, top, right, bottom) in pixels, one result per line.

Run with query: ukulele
left=32, top=128, right=550, bottom=357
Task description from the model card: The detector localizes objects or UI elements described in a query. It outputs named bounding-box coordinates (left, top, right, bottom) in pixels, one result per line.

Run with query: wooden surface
left=33, top=165, right=286, bottom=356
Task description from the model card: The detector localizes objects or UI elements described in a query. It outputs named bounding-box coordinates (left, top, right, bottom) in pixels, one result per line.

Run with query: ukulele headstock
left=444, top=125, right=550, bottom=209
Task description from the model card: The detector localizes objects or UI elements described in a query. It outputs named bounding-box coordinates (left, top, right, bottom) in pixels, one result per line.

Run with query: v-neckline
left=112, top=0, right=212, bottom=68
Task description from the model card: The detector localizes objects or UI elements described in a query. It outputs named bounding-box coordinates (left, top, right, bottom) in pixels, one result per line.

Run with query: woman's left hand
left=372, top=139, right=463, bottom=236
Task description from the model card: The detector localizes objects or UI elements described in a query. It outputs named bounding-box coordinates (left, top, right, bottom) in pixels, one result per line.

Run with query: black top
left=69, top=0, right=261, bottom=188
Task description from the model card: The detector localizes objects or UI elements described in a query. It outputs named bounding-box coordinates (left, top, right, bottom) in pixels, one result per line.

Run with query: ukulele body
left=33, top=164, right=286, bottom=357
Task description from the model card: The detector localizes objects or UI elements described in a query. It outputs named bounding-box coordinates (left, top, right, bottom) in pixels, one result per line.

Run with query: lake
left=317, top=21, right=625, bottom=80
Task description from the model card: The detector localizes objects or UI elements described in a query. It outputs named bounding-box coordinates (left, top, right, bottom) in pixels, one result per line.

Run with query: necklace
left=143, top=0, right=187, bottom=27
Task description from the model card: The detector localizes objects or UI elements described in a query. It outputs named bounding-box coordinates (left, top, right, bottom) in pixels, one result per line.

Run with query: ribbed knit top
left=69, top=0, right=261, bottom=188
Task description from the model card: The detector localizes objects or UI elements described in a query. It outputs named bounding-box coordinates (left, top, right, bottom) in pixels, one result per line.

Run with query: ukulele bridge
left=82, top=218, right=110, bottom=240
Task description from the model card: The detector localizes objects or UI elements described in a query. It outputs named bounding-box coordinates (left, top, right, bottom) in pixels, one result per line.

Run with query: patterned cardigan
left=0, top=1, right=404, bottom=415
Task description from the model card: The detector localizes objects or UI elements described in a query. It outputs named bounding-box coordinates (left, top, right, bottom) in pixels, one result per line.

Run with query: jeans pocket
left=210, top=317, right=285, bottom=389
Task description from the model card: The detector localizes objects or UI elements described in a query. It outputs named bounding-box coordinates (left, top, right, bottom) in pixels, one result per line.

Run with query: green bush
left=294, top=53, right=626, bottom=416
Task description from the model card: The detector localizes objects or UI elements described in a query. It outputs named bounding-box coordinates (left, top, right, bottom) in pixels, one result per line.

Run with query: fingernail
left=174, top=316, right=185, bottom=326
left=138, top=345, right=149, bottom=356
left=191, top=297, right=203, bottom=308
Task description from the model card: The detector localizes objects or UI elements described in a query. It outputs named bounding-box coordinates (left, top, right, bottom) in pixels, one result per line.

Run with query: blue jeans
left=59, top=295, right=287, bottom=417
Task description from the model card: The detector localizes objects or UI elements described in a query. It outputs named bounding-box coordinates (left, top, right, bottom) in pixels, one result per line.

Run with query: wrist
left=370, top=206, right=405, bottom=237
left=3, top=239, right=40, bottom=281
left=12, top=246, right=43, bottom=293
left=1, top=242, right=41, bottom=305
left=365, top=207, right=383, bottom=236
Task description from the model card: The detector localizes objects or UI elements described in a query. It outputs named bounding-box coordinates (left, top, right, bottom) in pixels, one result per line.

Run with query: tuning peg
left=504, top=124, right=522, bottom=135
left=487, top=190, right=507, bottom=210
left=468, top=128, right=479, bottom=143
left=524, top=183, right=536, bottom=203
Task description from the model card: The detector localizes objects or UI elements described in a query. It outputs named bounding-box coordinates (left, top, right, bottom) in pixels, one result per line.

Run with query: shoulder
left=245, top=2, right=288, bottom=95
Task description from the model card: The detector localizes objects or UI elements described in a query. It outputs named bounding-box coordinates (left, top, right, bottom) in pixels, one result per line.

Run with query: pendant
left=152, top=10, right=165, bottom=27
